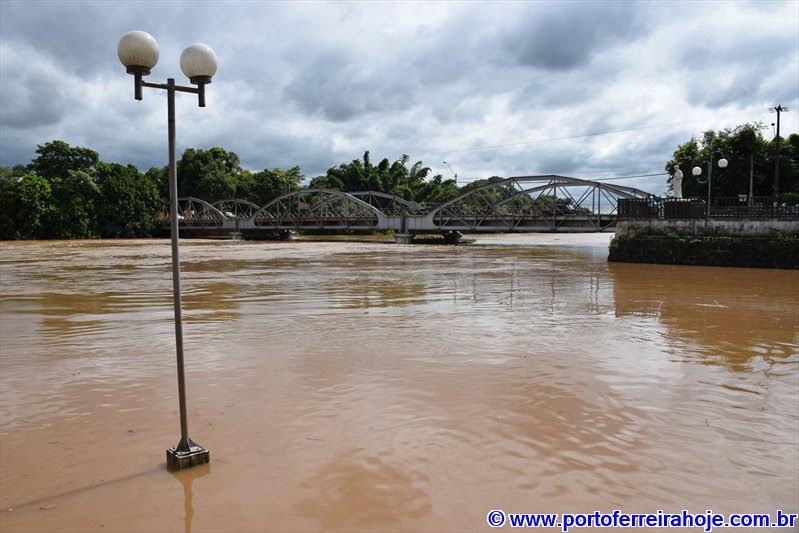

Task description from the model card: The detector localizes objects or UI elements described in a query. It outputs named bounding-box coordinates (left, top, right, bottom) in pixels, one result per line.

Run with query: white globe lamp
left=180, top=44, right=218, bottom=84
left=117, top=30, right=159, bottom=75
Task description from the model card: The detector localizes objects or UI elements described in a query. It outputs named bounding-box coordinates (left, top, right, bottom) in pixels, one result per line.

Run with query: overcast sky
left=1, top=0, right=797, bottom=194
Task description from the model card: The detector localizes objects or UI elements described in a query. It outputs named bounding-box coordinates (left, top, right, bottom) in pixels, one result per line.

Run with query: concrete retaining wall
left=615, top=219, right=799, bottom=237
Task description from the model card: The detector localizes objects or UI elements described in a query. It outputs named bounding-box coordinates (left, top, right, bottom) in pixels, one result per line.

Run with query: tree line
left=2, top=123, right=797, bottom=239
left=0, top=140, right=464, bottom=240
left=666, top=123, right=799, bottom=200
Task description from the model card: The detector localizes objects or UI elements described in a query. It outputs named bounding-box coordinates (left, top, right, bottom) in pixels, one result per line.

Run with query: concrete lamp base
left=167, top=443, right=210, bottom=471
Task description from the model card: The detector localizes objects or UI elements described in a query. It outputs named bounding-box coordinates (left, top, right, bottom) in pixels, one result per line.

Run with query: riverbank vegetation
left=0, top=141, right=464, bottom=240
left=0, top=140, right=580, bottom=240
left=666, top=123, right=799, bottom=201
left=2, top=122, right=797, bottom=240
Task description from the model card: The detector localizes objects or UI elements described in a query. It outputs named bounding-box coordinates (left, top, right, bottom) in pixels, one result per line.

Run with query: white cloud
left=1, top=0, right=797, bottom=197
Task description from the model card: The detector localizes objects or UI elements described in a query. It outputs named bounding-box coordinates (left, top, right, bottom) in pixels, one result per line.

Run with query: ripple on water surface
left=0, top=237, right=797, bottom=531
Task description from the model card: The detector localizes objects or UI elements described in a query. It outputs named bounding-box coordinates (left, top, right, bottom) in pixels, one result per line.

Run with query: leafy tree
left=95, top=162, right=160, bottom=237
left=0, top=165, right=28, bottom=179
left=665, top=123, right=795, bottom=198
left=145, top=165, right=169, bottom=202
left=0, top=174, right=56, bottom=239
left=0, top=176, right=20, bottom=239
left=49, top=170, right=100, bottom=238
left=415, top=174, right=460, bottom=205
left=314, top=151, right=458, bottom=204
left=30, top=140, right=99, bottom=181
left=177, top=147, right=242, bottom=202
left=237, top=166, right=303, bottom=206
left=777, top=133, right=799, bottom=198
left=309, top=174, right=344, bottom=190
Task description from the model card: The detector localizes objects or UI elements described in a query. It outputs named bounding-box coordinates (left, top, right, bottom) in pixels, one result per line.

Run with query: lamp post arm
left=138, top=80, right=205, bottom=106
left=141, top=81, right=169, bottom=90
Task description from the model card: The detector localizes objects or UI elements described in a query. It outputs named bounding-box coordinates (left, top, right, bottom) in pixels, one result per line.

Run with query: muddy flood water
left=1, top=235, right=797, bottom=532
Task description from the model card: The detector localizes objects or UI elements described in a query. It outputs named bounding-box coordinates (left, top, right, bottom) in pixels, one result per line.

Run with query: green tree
left=665, top=123, right=792, bottom=198
left=776, top=133, right=799, bottom=199
left=29, top=140, right=99, bottom=181
left=49, top=170, right=100, bottom=238
left=309, top=174, right=344, bottom=190
left=238, top=166, right=304, bottom=206
left=0, top=174, right=56, bottom=239
left=415, top=174, right=460, bottom=205
left=314, top=151, right=456, bottom=204
left=96, top=162, right=160, bottom=237
left=177, top=147, right=242, bottom=202
left=145, top=165, right=169, bottom=202
left=0, top=165, right=28, bottom=179
left=0, top=176, right=20, bottom=239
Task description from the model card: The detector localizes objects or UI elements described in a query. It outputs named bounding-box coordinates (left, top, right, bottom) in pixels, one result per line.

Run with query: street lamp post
left=117, top=30, right=217, bottom=470
left=692, top=151, right=728, bottom=218
left=443, top=161, right=458, bottom=182
left=769, top=105, right=789, bottom=195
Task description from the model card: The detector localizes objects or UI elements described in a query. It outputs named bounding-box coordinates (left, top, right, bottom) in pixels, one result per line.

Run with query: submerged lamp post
left=117, top=30, right=217, bottom=470
left=692, top=151, right=728, bottom=217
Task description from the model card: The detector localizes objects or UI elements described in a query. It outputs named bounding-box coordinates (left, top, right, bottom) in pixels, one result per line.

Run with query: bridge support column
left=442, top=230, right=463, bottom=244
left=230, top=231, right=243, bottom=240
left=394, top=233, right=414, bottom=244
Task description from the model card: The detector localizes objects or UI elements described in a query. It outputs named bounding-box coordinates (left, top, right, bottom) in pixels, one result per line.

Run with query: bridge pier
left=277, top=229, right=294, bottom=241
left=442, top=230, right=463, bottom=244
left=394, top=233, right=414, bottom=244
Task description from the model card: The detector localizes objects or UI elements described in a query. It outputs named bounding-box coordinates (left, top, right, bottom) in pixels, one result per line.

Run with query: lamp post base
left=167, top=441, right=210, bottom=471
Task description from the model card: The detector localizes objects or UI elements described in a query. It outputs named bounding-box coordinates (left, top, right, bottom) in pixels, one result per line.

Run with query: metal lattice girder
left=426, top=175, right=654, bottom=231
left=251, top=188, right=384, bottom=230
left=347, top=191, right=425, bottom=216
left=213, top=198, right=261, bottom=220
left=161, top=197, right=227, bottom=228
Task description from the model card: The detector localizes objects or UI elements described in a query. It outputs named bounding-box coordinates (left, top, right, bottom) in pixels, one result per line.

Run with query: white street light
left=180, top=43, right=218, bottom=83
left=117, top=30, right=159, bottom=73
left=117, top=30, right=160, bottom=100
left=691, top=151, right=728, bottom=218
left=118, top=30, right=216, bottom=470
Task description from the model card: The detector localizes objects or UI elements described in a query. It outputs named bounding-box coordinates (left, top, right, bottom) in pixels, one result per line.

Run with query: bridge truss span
left=161, top=179, right=655, bottom=234
left=213, top=198, right=261, bottom=220
left=247, top=188, right=387, bottom=231
left=161, top=197, right=228, bottom=228
left=419, top=175, right=655, bottom=232
left=348, top=191, right=426, bottom=216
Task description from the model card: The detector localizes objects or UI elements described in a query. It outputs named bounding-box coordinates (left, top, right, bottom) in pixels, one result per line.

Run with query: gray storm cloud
left=1, top=0, right=797, bottom=195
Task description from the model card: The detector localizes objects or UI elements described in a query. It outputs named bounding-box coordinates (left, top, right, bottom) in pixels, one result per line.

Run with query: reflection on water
left=0, top=236, right=797, bottom=532
left=611, top=262, right=798, bottom=371
left=171, top=462, right=210, bottom=533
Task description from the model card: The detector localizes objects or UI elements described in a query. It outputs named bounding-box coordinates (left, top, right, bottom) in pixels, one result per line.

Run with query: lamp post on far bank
left=443, top=161, right=458, bottom=182
left=692, top=151, right=728, bottom=218
left=117, top=30, right=216, bottom=470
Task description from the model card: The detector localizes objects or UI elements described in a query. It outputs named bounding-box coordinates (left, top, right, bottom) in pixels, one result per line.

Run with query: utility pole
left=769, top=105, right=788, bottom=195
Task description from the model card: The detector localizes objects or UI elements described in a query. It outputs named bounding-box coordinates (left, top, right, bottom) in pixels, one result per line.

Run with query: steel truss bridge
left=161, top=175, right=654, bottom=234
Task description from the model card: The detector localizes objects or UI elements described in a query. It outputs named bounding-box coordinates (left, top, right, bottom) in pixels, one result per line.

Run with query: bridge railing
left=619, top=197, right=799, bottom=220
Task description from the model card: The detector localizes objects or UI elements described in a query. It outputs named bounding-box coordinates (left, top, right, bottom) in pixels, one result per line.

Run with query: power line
left=587, top=172, right=667, bottom=182
left=442, top=120, right=709, bottom=155
left=455, top=171, right=667, bottom=186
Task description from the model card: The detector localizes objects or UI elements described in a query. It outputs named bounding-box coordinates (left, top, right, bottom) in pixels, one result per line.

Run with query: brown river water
left=0, top=235, right=797, bottom=532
